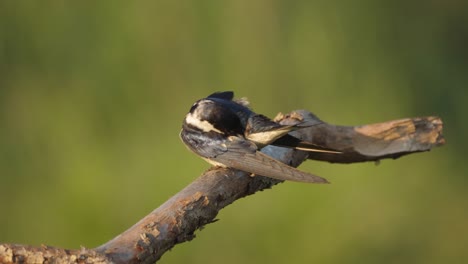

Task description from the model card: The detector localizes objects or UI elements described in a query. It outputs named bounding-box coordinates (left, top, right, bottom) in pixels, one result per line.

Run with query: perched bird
left=180, top=91, right=339, bottom=183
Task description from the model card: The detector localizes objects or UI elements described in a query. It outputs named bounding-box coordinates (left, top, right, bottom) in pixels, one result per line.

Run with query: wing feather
left=214, top=137, right=329, bottom=183
left=207, top=91, right=234, bottom=100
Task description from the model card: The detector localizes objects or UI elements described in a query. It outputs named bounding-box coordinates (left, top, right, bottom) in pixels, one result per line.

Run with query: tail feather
left=272, top=134, right=341, bottom=154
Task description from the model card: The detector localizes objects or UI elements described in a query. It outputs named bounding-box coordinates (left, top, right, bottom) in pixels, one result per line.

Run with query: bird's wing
left=180, top=128, right=228, bottom=158
left=207, top=91, right=234, bottom=100
left=213, top=136, right=329, bottom=183
left=245, top=114, right=296, bottom=146
left=245, top=115, right=341, bottom=155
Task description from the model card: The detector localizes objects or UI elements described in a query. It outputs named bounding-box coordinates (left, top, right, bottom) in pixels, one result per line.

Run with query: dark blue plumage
left=180, top=91, right=339, bottom=183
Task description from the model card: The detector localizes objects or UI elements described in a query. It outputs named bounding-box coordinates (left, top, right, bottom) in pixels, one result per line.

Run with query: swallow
left=180, top=91, right=340, bottom=183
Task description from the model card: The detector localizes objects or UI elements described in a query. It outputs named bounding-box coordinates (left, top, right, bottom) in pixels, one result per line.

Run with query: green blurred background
left=1, top=1, right=467, bottom=263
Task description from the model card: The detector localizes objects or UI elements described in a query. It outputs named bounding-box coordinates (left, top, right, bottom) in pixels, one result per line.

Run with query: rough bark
left=0, top=110, right=445, bottom=264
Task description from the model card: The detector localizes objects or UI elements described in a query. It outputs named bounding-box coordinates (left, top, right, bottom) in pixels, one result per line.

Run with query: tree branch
left=0, top=110, right=445, bottom=264
left=274, top=110, right=445, bottom=163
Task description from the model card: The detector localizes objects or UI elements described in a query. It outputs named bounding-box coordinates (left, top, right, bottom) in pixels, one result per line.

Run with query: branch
left=0, top=111, right=445, bottom=264
left=274, top=110, right=445, bottom=163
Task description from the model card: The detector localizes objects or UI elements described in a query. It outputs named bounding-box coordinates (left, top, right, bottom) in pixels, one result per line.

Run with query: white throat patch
left=185, top=113, right=223, bottom=134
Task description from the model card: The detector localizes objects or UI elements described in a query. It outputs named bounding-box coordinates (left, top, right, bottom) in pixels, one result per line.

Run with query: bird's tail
left=272, top=134, right=341, bottom=154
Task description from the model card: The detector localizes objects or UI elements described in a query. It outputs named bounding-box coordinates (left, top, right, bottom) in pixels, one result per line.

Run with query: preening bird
left=180, top=91, right=340, bottom=183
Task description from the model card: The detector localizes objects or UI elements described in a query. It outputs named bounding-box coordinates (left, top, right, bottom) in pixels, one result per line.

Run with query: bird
left=179, top=91, right=340, bottom=183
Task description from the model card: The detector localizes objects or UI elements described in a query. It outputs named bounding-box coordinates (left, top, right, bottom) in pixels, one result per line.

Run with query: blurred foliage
left=0, top=1, right=467, bottom=263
